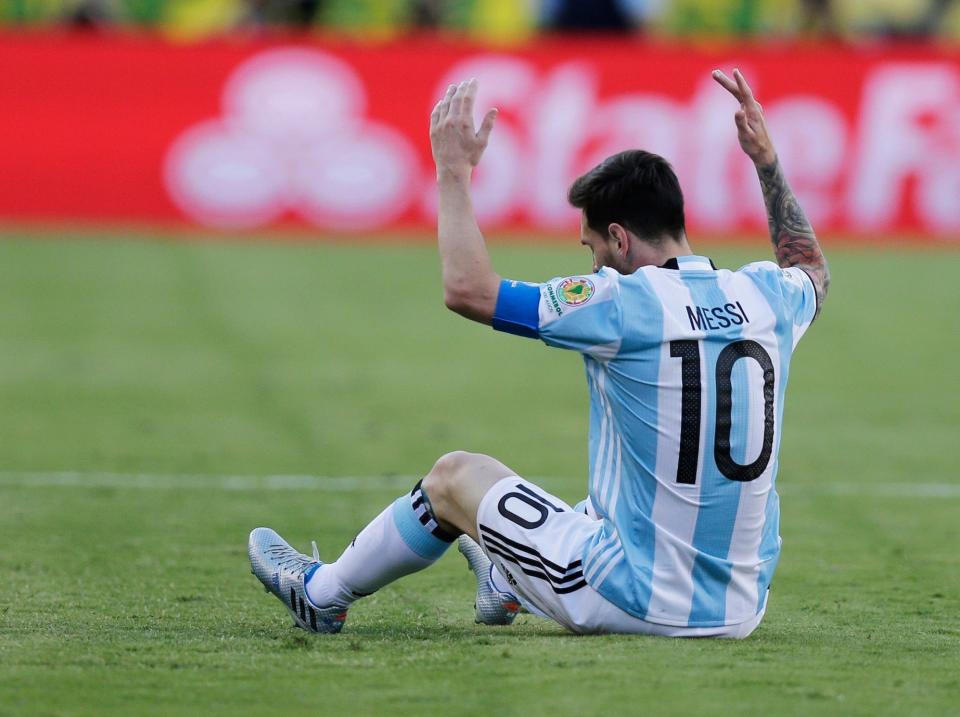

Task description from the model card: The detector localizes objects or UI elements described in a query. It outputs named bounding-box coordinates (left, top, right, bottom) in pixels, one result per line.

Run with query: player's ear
left=608, top=223, right=630, bottom=257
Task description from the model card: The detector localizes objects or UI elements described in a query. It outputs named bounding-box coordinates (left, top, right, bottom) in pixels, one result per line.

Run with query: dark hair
left=568, top=150, right=685, bottom=243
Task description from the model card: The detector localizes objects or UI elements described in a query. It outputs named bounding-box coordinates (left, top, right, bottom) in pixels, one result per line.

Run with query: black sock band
left=410, top=480, right=460, bottom=542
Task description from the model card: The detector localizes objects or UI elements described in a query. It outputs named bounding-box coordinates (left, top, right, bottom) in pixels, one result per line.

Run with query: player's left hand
left=430, top=79, right=498, bottom=180
left=712, top=68, right=776, bottom=168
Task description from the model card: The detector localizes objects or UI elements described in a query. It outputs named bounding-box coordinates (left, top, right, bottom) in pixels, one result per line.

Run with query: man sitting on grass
left=248, top=69, right=829, bottom=637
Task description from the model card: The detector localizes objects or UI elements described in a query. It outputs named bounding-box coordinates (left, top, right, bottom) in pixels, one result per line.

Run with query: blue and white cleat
left=457, top=535, right=521, bottom=626
left=248, top=527, right=347, bottom=634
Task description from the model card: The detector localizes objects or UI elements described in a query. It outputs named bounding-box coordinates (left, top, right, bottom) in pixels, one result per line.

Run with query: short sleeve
left=493, top=269, right=623, bottom=357
left=740, top=261, right=818, bottom=347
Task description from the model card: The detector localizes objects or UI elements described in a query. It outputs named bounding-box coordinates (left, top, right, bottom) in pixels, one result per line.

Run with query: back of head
left=568, top=150, right=686, bottom=244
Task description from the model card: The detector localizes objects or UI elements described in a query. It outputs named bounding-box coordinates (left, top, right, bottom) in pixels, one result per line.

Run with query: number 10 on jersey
left=669, top=340, right=776, bottom=485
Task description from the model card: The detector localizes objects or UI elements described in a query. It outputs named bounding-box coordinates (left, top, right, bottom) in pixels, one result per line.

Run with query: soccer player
left=248, top=69, right=829, bottom=637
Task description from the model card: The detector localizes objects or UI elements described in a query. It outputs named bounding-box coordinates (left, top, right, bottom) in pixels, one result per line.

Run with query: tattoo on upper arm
left=757, top=159, right=830, bottom=316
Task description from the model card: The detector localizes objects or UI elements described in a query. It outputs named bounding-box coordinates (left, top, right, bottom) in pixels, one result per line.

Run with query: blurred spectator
left=799, top=0, right=838, bottom=35
left=915, top=0, right=956, bottom=34
left=541, top=0, right=664, bottom=32
left=238, top=0, right=322, bottom=29
left=64, top=0, right=118, bottom=28
left=665, top=0, right=765, bottom=36
left=837, top=0, right=958, bottom=38
left=410, top=0, right=443, bottom=27
left=469, top=0, right=537, bottom=41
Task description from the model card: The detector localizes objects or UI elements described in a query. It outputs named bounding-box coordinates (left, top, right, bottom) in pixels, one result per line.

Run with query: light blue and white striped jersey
left=492, top=255, right=818, bottom=627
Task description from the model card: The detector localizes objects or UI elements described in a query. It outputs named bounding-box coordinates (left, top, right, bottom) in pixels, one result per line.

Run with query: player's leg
left=424, top=455, right=614, bottom=631
left=419, top=450, right=517, bottom=540
left=305, top=451, right=513, bottom=606
left=249, top=451, right=516, bottom=632
left=465, top=474, right=601, bottom=632
left=417, top=451, right=530, bottom=624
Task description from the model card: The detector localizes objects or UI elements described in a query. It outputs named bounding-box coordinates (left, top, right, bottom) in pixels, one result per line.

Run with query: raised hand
left=712, top=68, right=776, bottom=167
left=714, top=69, right=829, bottom=313
left=429, top=79, right=498, bottom=180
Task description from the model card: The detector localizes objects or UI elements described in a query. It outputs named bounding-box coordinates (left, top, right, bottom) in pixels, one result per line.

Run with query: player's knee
left=434, top=450, right=476, bottom=476
left=422, top=451, right=477, bottom=512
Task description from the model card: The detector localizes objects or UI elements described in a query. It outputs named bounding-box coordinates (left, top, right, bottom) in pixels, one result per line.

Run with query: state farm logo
left=164, top=48, right=960, bottom=234
left=164, top=48, right=417, bottom=229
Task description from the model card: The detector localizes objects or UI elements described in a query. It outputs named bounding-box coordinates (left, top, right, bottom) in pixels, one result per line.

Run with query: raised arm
left=713, top=69, right=830, bottom=317
left=429, top=79, right=501, bottom=323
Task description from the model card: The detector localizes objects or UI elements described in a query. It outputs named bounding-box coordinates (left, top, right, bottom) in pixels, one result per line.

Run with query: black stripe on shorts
left=479, top=524, right=587, bottom=594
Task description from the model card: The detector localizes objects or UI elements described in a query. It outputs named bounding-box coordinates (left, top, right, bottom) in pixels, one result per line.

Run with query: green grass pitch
left=0, top=232, right=958, bottom=716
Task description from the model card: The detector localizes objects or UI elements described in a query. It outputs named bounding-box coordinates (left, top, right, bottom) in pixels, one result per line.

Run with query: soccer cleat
left=248, top=527, right=347, bottom=634
left=457, top=535, right=522, bottom=626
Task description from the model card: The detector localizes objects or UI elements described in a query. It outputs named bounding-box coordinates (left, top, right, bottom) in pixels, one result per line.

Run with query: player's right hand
left=712, top=69, right=776, bottom=167
left=429, top=79, right=498, bottom=180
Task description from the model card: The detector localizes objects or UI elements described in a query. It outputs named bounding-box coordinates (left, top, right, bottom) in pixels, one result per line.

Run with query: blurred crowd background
left=3, top=0, right=960, bottom=42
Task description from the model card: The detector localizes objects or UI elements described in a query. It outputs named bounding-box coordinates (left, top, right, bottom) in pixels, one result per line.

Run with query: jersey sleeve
left=740, top=261, right=818, bottom=347
left=492, top=269, right=623, bottom=357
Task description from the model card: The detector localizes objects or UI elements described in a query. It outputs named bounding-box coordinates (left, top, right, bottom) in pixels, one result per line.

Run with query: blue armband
left=491, top=279, right=540, bottom=339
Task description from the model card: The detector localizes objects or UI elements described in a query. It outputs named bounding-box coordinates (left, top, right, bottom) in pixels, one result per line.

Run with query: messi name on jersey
left=685, top=302, right=750, bottom=331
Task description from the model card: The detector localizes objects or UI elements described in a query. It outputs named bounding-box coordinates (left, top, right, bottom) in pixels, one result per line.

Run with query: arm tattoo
left=757, top=158, right=830, bottom=316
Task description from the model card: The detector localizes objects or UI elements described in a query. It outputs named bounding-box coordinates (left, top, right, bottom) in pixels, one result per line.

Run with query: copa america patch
left=557, top=277, right=595, bottom=306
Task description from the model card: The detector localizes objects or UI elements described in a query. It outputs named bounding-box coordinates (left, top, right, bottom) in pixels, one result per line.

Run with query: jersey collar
left=660, top=255, right=717, bottom=271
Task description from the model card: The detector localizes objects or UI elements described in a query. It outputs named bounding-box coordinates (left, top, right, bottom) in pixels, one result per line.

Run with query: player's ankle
left=304, top=564, right=353, bottom=609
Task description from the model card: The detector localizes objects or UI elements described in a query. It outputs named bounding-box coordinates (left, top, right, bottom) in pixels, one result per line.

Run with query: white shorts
left=475, top=476, right=765, bottom=638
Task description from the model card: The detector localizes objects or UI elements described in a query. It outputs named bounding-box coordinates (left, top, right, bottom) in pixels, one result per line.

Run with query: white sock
left=306, top=481, right=455, bottom=608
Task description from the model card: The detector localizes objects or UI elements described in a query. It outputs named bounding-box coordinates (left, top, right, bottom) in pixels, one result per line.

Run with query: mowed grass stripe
left=0, top=470, right=417, bottom=492
left=1, top=471, right=959, bottom=497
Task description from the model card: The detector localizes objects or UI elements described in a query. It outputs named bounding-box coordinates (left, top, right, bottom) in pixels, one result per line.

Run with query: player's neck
left=628, top=236, right=693, bottom=272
